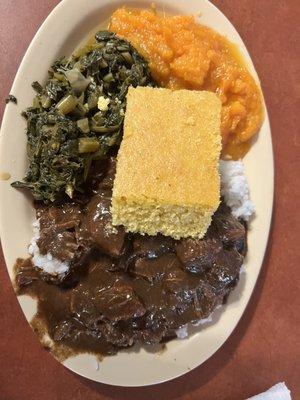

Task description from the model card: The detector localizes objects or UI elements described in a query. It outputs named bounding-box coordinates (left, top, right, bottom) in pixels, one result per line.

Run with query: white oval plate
left=0, top=0, right=273, bottom=387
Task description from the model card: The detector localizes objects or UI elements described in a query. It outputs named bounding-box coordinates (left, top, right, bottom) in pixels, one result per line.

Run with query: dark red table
left=0, top=1, right=299, bottom=399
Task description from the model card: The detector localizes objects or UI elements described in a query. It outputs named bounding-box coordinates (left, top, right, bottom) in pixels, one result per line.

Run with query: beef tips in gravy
left=78, top=191, right=126, bottom=257
left=15, top=157, right=247, bottom=358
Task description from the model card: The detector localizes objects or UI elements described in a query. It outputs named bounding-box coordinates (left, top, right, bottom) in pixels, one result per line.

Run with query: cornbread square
left=111, top=87, right=222, bottom=239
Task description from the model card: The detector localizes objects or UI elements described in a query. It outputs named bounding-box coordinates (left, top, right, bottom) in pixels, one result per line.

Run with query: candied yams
left=109, top=8, right=264, bottom=159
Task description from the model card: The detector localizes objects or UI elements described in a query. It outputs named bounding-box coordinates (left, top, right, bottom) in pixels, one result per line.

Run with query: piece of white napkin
left=248, top=382, right=291, bottom=399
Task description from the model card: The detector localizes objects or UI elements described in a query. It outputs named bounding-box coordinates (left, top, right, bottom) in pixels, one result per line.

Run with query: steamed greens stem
left=78, top=138, right=100, bottom=153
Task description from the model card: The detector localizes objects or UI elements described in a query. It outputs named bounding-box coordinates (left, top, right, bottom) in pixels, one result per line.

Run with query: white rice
left=240, top=264, right=246, bottom=274
left=28, top=220, right=69, bottom=276
left=175, top=314, right=214, bottom=339
left=175, top=325, right=189, bottom=339
left=192, top=314, right=214, bottom=327
left=220, top=160, right=255, bottom=221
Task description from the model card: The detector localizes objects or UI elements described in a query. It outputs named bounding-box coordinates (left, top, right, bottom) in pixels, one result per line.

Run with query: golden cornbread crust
left=112, top=87, right=222, bottom=239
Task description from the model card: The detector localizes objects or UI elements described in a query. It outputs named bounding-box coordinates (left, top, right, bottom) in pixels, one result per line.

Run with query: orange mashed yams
left=109, top=8, right=264, bottom=159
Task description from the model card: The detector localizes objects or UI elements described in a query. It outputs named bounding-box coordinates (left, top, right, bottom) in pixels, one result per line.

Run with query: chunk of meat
left=71, top=259, right=145, bottom=325
left=52, top=318, right=117, bottom=355
left=70, top=258, right=118, bottom=327
left=134, top=312, right=169, bottom=345
left=176, top=238, right=222, bottom=275
left=37, top=204, right=81, bottom=232
left=33, top=204, right=83, bottom=274
left=117, top=234, right=176, bottom=272
left=95, top=279, right=146, bottom=322
left=164, top=267, right=194, bottom=295
left=101, top=322, right=134, bottom=348
left=193, top=282, right=222, bottom=316
left=78, top=191, right=125, bottom=257
left=37, top=229, right=78, bottom=262
left=163, top=268, right=204, bottom=321
left=133, top=234, right=175, bottom=257
left=14, top=258, right=39, bottom=291
left=204, top=249, right=243, bottom=293
left=87, top=157, right=117, bottom=195
left=210, top=204, right=247, bottom=254
left=99, top=157, right=117, bottom=190
left=133, top=253, right=181, bottom=283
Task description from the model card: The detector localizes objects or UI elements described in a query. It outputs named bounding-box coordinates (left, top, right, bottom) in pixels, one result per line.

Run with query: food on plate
left=112, top=87, right=222, bottom=239
left=11, top=31, right=154, bottom=203
left=15, top=166, right=247, bottom=357
left=109, top=8, right=264, bottom=159
left=11, top=5, right=259, bottom=360
left=220, top=160, right=254, bottom=220
left=5, top=94, right=17, bottom=104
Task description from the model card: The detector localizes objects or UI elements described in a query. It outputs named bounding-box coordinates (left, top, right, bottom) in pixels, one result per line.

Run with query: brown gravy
left=14, top=159, right=247, bottom=359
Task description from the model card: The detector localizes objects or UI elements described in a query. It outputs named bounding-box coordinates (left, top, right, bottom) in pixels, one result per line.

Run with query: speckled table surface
left=0, top=1, right=299, bottom=399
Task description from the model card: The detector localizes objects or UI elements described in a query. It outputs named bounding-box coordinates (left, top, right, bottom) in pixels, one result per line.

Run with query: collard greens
left=12, top=31, right=154, bottom=203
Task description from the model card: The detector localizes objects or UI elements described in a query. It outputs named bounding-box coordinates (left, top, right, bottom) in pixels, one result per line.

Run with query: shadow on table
left=76, top=220, right=274, bottom=400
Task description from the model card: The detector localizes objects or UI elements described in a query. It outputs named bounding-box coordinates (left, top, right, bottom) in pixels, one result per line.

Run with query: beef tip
left=163, top=266, right=202, bottom=307
left=78, top=191, right=125, bottom=257
left=14, top=258, right=39, bottom=291
left=130, top=274, right=167, bottom=311
left=88, top=157, right=116, bottom=194
left=134, top=312, right=169, bottom=345
left=133, top=253, right=181, bottom=283
left=102, top=315, right=168, bottom=348
left=70, top=259, right=118, bottom=327
left=134, top=328, right=167, bottom=346
left=100, top=157, right=116, bottom=190
left=163, top=268, right=204, bottom=321
left=115, top=234, right=175, bottom=272
left=37, top=204, right=81, bottom=232
left=209, top=204, right=247, bottom=255
left=204, top=249, right=243, bottom=294
left=164, top=267, right=193, bottom=295
left=176, top=238, right=222, bottom=275
left=193, top=282, right=222, bottom=317
left=101, top=321, right=134, bottom=348
left=34, top=204, right=83, bottom=274
left=78, top=159, right=106, bottom=200
left=37, top=229, right=78, bottom=263
left=52, top=318, right=117, bottom=355
left=16, top=271, right=39, bottom=290
left=133, top=234, right=175, bottom=258
left=95, top=279, right=146, bottom=322
left=123, top=234, right=176, bottom=272
left=72, top=259, right=145, bottom=324
left=52, top=317, right=94, bottom=342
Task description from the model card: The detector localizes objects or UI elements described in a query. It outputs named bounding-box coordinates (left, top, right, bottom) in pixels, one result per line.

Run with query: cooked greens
left=5, top=94, right=17, bottom=104
left=12, top=31, right=154, bottom=203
